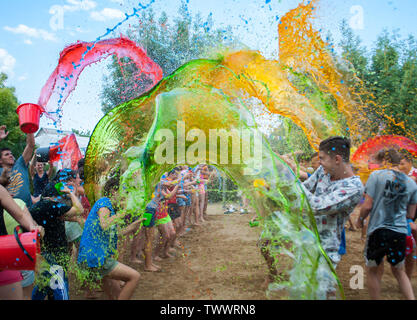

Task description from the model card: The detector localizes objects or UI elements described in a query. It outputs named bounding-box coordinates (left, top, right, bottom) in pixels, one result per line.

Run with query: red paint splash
left=38, top=36, right=163, bottom=119
left=352, top=135, right=417, bottom=165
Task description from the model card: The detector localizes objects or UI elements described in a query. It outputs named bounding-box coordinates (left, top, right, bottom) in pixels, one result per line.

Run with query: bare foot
left=154, top=256, right=163, bottom=262
left=131, top=258, right=143, bottom=265
left=152, top=263, right=161, bottom=270
left=161, top=253, right=175, bottom=259
left=144, top=265, right=161, bottom=272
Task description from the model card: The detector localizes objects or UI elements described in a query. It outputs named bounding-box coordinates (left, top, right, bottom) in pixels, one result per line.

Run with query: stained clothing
left=302, top=166, right=364, bottom=264
left=365, top=169, right=417, bottom=236
left=77, top=198, right=118, bottom=268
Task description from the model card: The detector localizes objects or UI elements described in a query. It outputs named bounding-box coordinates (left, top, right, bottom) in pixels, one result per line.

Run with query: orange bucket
left=0, top=226, right=41, bottom=271
left=16, top=103, right=44, bottom=134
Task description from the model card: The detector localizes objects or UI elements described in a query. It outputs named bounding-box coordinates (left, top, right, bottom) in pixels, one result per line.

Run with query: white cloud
left=109, top=0, right=125, bottom=5
left=4, top=24, right=57, bottom=42
left=24, top=39, right=33, bottom=45
left=63, top=0, right=97, bottom=12
left=0, top=48, right=16, bottom=76
left=18, top=75, right=28, bottom=82
left=90, top=8, right=124, bottom=21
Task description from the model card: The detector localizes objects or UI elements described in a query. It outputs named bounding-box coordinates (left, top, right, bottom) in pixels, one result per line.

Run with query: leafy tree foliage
left=0, top=73, right=26, bottom=156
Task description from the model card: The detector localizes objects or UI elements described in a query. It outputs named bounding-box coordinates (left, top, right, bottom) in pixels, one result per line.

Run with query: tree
left=337, top=23, right=417, bottom=140
left=101, top=3, right=238, bottom=114
left=0, top=73, right=26, bottom=156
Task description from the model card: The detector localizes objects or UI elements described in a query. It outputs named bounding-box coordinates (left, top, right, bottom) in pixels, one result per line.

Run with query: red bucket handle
left=13, top=226, right=35, bottom=262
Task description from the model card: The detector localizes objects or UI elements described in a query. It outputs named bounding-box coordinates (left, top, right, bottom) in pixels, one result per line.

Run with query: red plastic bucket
left=16, top=103, right=44, bottom=134
left=0, top=226, right=41, bottom=271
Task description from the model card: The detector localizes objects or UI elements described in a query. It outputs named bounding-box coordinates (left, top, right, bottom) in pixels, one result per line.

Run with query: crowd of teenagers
left=0, top=124, right=216, bottom=300
left=1, top=123, right=417, bottom=300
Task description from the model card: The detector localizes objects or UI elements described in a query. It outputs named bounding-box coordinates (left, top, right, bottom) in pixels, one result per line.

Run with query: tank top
left=33, top=172, right=49, bottom=197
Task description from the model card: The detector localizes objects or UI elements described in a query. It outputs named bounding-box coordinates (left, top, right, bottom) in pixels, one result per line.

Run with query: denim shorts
left=80, top=258, right=119, bottom=281
left=20, top=270, right=35, bottom=287
left=177, top=197, right=187, bottom=207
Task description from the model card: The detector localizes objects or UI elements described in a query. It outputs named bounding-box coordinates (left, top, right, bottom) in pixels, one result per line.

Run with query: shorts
left=185, top=195, right=191, bottom=206
left=144, top=206, right=156, bottom=228
left=32, top=265, right=69, bottom=300
left=65, top=221, right=83, bottom=243
left=168, top=203, right=181, bottom=220
left=155, top=216, right=172, bottom=227
left=0, top=270, right=23, bottom=286
left=365, top=228, right=407, bottom=267
left=177, top=197, right=187, bottom=207
left=86, top=258, right=119, bottom=281
left=20, top=270, right=35, bottom=287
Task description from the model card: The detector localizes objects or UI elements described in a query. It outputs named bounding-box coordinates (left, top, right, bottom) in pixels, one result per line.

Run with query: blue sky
left=0, top=0, right=416, bottom=133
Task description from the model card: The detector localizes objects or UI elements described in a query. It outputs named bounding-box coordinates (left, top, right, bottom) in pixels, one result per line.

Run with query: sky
left=0, top=0, right=416, bottom=134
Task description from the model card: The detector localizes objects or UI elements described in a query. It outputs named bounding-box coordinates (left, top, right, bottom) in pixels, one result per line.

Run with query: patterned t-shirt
left=302, top=166, right=364, bottom=264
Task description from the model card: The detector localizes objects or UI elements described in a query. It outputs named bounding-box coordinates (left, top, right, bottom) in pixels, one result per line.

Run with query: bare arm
left=98, top=207, right=127, bottom=231
left=29, top=154, right=36, bottom=178
left=161, top=185, right=180, bottom=199
left=407, top=203, right=416, bottom=220
left=356, top=194, right=373, bottom=229
left=0, top=185, right=44, bottom=236
left=61, top=189, right=83, bottom=220
left=120, top=219, right=146, bottom=237
left=22, top=133, right=36, bottom=166
left=0, top=125, right=9, bottom=142
left=281, top=154, right=309, bottom=180
left=47, top=161, right=54, bottom=179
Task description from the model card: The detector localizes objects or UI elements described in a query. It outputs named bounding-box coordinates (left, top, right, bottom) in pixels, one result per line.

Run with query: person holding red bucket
left=0, top=183, right=44, bottom=300
left=0, top=125, right=36, bottom=208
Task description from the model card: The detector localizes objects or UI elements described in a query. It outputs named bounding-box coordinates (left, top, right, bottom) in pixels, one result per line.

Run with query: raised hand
left=0, top=125, right=9, bottom=141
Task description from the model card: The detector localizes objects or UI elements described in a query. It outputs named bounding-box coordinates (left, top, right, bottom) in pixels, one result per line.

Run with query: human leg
left=144, top=227, right=160, bottom=272
left=199, top=193, right=206, bottom=223
left=405, top=246, right=416, bottom=280
left=163, top=221, right=176, bottom=257
left=104, top=262, right=140, bottom=300
left=391, top=263, right=415, bottom=300
left=366, top=264, right=384, bottom=300
left=130, top=230, right=144, bottom=264
left=0, top=282, right=24, bottom=300
left=192, top=194, right=201, bottom=225
left=203, top=191, right=209, bottom=219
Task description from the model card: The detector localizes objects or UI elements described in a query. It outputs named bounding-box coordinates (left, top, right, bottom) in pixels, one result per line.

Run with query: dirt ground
left=69, top=203, right=417, bottom=300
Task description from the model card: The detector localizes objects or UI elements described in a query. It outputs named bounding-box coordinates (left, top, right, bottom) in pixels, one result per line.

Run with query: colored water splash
left=37, top=0, right=416, bottom=300
left=38, top=37, right=163, bottom=121
left=352, top=135, right=417, bottom=183
left=83, top=48, right=344, bottom=299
